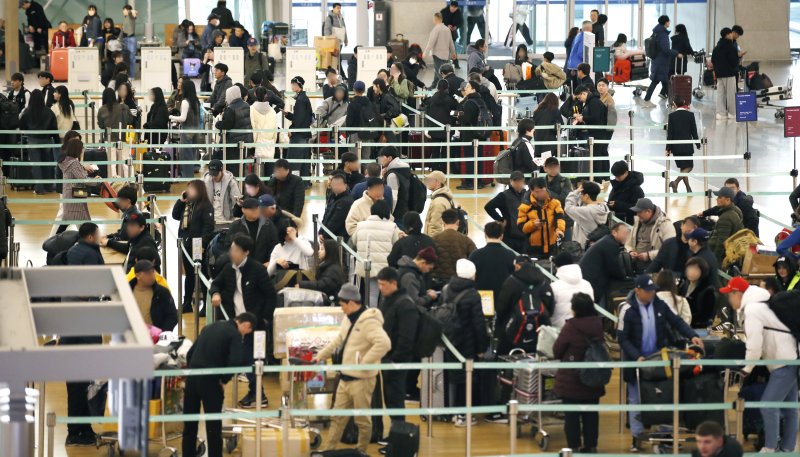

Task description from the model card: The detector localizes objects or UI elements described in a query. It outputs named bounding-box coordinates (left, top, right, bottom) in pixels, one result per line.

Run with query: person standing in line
left=424, top=12, right=457, bottom=88
left=670, top=24, right=695, bottom=76
left=642, top=15, right=681, bottom=107
left=455, top=81, right=489, bottom=190
left=564, top=181, right=610, bottom=248
left=517, top=177, right=566, bottom=258
left=57, top=138, right=93, bottom=229
left=666, top=96, right=701, bottom=192
left=215, top=86, right=254, bottom=176
left=182, top=313, right=255, bottom=457
left=711, top=27, right=740, bottom=120
left=314, top=284, right=390, bottom=453
left=719, top=277, right=798, bottom=453
left=172, top=179, right=216, bottom=312
left=20, top=90, right=59, bottom=195
left=169, top=78, right=204, bottom=179
left=52, top=86, right=77, bottom=137
left=20, top=0, right=51, bottom=53
left=484, top=171, right=527, bottom=253
left=97, top=87, right=132, bottom=178
left=121, top=5, right=137, bottom=79
left=284, top=76, right=313, bottom=182
left=553, top=292, right=605, bottom=452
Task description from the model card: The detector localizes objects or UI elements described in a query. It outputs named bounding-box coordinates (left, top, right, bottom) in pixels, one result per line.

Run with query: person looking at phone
left=203, top=159, right=242, bottom=221
left=517, top=177, right=566, bottom=258
left=266, top=220, right=314, bottom=277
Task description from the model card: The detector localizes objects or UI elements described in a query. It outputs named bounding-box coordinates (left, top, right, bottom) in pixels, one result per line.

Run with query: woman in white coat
left=349, top=200, right=400, bottom=307
left=550, top=251, right=595, bottom=328
left=250, top=86, right=278, bottom=177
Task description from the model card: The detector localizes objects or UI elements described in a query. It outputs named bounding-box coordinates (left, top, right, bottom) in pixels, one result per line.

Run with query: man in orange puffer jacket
left=517, top=177, right=566, bottom=258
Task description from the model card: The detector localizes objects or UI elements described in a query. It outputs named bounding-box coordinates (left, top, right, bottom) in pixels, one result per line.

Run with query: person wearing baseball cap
left=619, top=274, right=702, bottom=448
left=719, top=276, right=798, bottom=452
left=285, top=76, right=314, bottom=179
left=224, top=198, right=276, bottom=265
left=345, top=80, right=374, bottom=158
left=422, top=170, right=453, bottom=236
left=684, top=227, right=721, bottom=286
left=701, top=185, right=744, bottom=263
left=485, top=170, right=528, bottom=253
left=244, top=35, right=273, bottom=82
left=203, top=158, right=242, bottom=221
left=625, top=198, right=675, bottom=272
left=313, top=283, right=390, bottom=453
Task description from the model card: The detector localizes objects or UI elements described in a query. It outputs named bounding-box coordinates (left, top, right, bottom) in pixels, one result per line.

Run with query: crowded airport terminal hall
left=4, top=0, right=800, bottom=456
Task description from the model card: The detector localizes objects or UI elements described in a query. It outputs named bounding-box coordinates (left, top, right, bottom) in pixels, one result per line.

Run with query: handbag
left=71, top=184, right=90, bottom=199
left=536, top=325, right=560, bottom=359
left=71, top=120, right=81, bottom=131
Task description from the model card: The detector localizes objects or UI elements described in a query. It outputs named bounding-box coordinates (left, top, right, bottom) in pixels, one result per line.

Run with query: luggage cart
left=635, top=368, right=744, bottom=454
left=97, top=376, right=206, bottom=457
left=691, top=50, right=707, bottom=100
left=607, top=54, right=650, bottom=97
left=754, top=76, right=793, bottom=119
left=498, top=348, right=561, bottom=450
left=222, top=395, right=322, bottom=453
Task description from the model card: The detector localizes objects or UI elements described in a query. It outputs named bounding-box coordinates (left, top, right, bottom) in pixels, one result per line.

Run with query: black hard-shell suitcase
left=83, top=147, right=108, bottom=179
left=680, top=372, right=724, bottom=430
left=385, top=422, right=419, bottom=457
left=559, top=146, right=590, bottom=177
left=142, top=150, right=172, bottom=193
left=387, top=34, right=409, bottom=61
left=10, top=141, right=34, bottom=190
left=639, top=377, right=674, bottom=427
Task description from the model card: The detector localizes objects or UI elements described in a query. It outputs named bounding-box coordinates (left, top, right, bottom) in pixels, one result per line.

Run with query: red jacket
left=51, top=30, right=76, bottom=49
left=552, top=315, right=606, bottom=401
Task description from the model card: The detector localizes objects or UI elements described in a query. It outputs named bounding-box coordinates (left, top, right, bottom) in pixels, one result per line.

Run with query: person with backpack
left=619, top=274, right=702, bottom=451
left=423, top=170, right=454, bottom=237
left=371, top=78, right=402, bottom=143
left=243, top=38, right=272, bottom=82
left=378, top=147, right=412, bottom=223
left=643, top=15, right=682, bottom=106
left=518, top=177, right=566, bottom=258
left=372, top=267, right=419, bottom=446
left=432, top=209, right=477, bottom=283
left=511, top=118, right=536, bottom=174
left=719, top=277, right=798, bottom=453
left=565, top=182, right=611, bottom=248
left=387, top=212, right=437, bottom=268
left=345, top=80, right=380, bottom=160
left=579, top=222, right=630, bottom=307
left=553, top=292, right=606, bottom=453
left=397, top=246, right=439, bottom=308
left=443, top=259, right=490, bottom=427
left=455, top=80, right=490, bottom=190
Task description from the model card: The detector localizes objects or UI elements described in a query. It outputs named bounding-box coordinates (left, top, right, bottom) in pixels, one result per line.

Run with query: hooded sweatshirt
left=467, top=44, right=486, bottom=74
left=550, top=264, right=595, bottom=328
left=564, top=189, right=611, bottom=247
left=740, top=285, right=798, bottom=373
left=774, top=257, right=800, bottom=291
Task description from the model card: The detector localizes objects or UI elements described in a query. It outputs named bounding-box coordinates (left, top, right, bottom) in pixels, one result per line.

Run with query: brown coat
left=553, top=315, right=606, bottom=401
left=58, top=157, right=91, bottom=222
left=432, top=228, right=476, bottom=280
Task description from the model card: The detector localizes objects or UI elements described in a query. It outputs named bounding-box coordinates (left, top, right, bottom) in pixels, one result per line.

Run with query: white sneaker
left=759, top=447, right=776, bottom=453
left=237, top=374, right=248, bottom=383
left=453, top=415, right=477, bottom=427
left=715, top=113, right=726, bottom=120
left=641, top=101, right=656, bottom=108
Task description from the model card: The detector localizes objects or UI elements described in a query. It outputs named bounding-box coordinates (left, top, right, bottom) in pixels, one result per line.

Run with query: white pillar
left=357, top=0, right=369, bottom=46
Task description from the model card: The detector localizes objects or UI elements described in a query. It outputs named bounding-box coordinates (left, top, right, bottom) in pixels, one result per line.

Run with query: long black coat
left=224, top=217, right=279, bottom=264
left=268, top=173, right=305, bottom=218
left=666, top=109, right=700, bottom=157
left=378, top=289, right=419, bottom=363
left=579, top=234, right=627, bottom=303
left=321, top=191, right=354, bottom=240
left=209, top=257, right=276, bottom=324
left=424, top=91, right=458, bottom=140
left=670, top=34, right=694, bottom=75
left=172, top=200, right=215, bottom=245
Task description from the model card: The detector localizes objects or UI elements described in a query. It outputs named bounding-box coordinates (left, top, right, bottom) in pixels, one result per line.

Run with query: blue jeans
left=123, top=36, right=137, bottom=78
left=627, top=382, right=645, bottom=437
left=761, top=365, right=799, bottom=451
left=432, top=56, right=447, bottom=87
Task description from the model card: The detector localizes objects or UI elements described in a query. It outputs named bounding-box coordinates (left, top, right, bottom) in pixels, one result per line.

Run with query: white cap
left=456, top=259, right=476, bottom=279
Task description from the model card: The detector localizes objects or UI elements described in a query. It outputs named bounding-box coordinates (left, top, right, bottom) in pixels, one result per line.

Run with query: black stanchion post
left=312, top=214, right=320, bottom=267
left=628, top=110, right=635, bottom=170
left=663, top=162, right=671, bottom=213
left=90, top=102, right=96, bottom=143
left=364, top=260, right=372, bottom=307
left=792, top=137, right=798, bottom=190
left=82, top=90, right=89, bottom=136
left=8, top=219, right=15, bottom=267
left=588, top=137, right=595, bottom=181
left=177, top=237, right=184, bottom=337
left=445, top=124, right=452, bottom=177
left=472, top=139, right=479, bottom=213
left=159, top=216, right=167, bottom=280
left=336, top=236, right=344, bottom=271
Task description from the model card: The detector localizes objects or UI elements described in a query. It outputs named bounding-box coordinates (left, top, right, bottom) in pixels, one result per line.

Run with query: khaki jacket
left=345, top=193, right=379, bottom=236
left=424, top=186, right=454, bottom=237
left=624, top=207, right=675, bottom=260
left=317, top=308, right=391, bottom=378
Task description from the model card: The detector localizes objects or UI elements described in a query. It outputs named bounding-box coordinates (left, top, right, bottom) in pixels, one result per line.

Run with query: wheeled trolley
left=498, top=348, right=561, bottom=450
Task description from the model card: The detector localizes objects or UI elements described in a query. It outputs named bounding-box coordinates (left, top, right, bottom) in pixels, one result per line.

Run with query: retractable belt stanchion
left=364, top=260, right=372, bottom=307
left=588, top=137, right=595, bottom=181
left=628, top=111, right=635, bottom=170
left=744, top=151, right=752, bottom=193
left=426, top=357, right=433, bottom=437
left=356, top=141, right=363, bottom=162
left=702, top=137, right=709, bottom=198
left=472, top=138, right=479, bottom=216
left=255, top=156, right=263, bottom=178
left=556, top=124, right=562, bottom=157
left=465, top=358, right=474, bottom=457
left=82, top=91, right=89, bottom=136
left=445, top=125, right=452, bottom=178
left=193, top=261, right=202, bottom=338
left=238, top=142, right=245, bottom=187
left=508, top=400, right=519, bottom=454
left=664, top=159, right=671, bottom=213
left=177, top=237, right=184, bottom=337
left=420, top=114, right=426, bottom=172
left=9, top=220, right=16, bottom=267
left=672, top=357, right=681, bottom=455
left=46, top=412, right=55, bottom=457
left=90, top=102, right=96, bottom=142
left=255, top=359, right=264, bottom=457
left=333, top=125, right=340, bottom=167
left=159, top=215, right=167, bottom=280
left=37, top=382, right=45, bottom=457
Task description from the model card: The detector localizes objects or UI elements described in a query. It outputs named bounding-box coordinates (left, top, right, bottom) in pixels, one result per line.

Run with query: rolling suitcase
left=142, top=150, right=172, bottom=193
left=50, top=48, right=69, bottom=81
left=9, top=153, right=34, bottom=191
left=385, top=422, right=419, bottom=457
left=680, top=372, right=724, bottom=430
left=387, top=34, right=409, bottom=61
left=559, top=146, right=590, bottom=177
left=182, top=58, right=202, bottom=78
left=639, top=377, right=674, bottom=427
left=83, top=148, right=108, bottom=179
left=669, top=56, right=692, bottom=107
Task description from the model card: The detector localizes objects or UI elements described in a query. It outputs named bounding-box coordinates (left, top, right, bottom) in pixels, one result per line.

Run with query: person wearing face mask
left=403, top=44, right=427, bottom=90
left=518, top=177, right=566, bottom=258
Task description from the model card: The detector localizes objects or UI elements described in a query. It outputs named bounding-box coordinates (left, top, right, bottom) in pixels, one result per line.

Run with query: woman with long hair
left=97, top=87, right=132, bottom=177
left=612, top=33, right=644, bottom=59
left=117, top=81, right=140, bottom=127
left=51, top=130, right=83, bottom=236
left=20, top=90, right=59, bottom=195
left=655, top=269, right=692, bottom=324
left=101, top=18, right=121, bottom=60
left=533, top=93, right=562, bottom=157
left=297, top=239, right=346, bottom=303
left=143, top=87, right=169, bottom=144
left=52, top=86, right=76, bottom=137
left=172, top=179, right=215, bottom=312
left=670, top=24, right=694, bottom=76
left=232, top=173, right=272, bottom=218
left=564, top=27, right=580, bottom=67
left=56, top=138, right=92, bottom=233
left=389, top=62, right=411, bottom=106
left=167, top=75, right=185, bottom=114
left=251, top=86, right=278, bottom=176
left=267, top=220, right=315, bottom=289
left=169, top=78, right=203, bottom=179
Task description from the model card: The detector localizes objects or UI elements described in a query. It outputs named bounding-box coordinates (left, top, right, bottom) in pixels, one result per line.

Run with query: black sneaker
left=484, top=413, right=509, bottom=424
left=239, top=392, right=268, bottom=408
left=65, top=433, right=95, bottom=447
left=182, top=303, right=193, bottom=314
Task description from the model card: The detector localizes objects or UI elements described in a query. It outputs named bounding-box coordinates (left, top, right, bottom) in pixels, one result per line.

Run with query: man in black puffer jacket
left=224, top=198, right=278, bottom=265
left=66, top=223, right=105, bottom=266
left=484, top=171, right=527, bottom=253
left=216, top=85, right=253, bottom=175
left=397, top=247, right=438, bottom=308
left=320, top=173, right=354, bottom=240
left=443, top=259, right=490, bottom=426
left=579, top=223, right=631, bottom=307
left=608, top=161, right=645, bottom=224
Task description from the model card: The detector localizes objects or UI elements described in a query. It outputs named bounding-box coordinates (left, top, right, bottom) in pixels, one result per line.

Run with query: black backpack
left=359, top=102, right=384, bottom=141
left=433, top=194, right=468, bottom=235
left=407, top=173, right=428, bottom=213
left=578, top=337, right=613, bottom=387
left=467, top=98, right=492, bottom=139
left=765, top=290, right=800, bottom=345
left=431, top=285, right=469, bottom=341
left=584, top=212, right=613, bottom=250
left=414, top=305, right=444, bottom=358
left=0, top=94, right=20, bottom=130
left=504, top=277, right=546, bottom=353
left=645, top=33, right=659, bottom=59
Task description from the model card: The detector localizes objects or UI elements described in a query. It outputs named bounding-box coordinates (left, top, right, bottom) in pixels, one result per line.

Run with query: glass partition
left=532, top=0, right=569, bottom=53
left=791, top=0, right=800, bottom=48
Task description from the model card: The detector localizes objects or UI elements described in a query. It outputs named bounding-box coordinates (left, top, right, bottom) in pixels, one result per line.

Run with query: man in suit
left=210, top=234, right=277, bottom=408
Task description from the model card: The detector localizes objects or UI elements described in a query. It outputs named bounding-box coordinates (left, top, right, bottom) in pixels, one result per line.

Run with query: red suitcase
left=50, top=48, right=69, bottom=81
left=669, top=56, right=692, bottom=107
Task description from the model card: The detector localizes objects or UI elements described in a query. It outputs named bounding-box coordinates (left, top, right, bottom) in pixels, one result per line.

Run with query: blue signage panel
left=735, top=92, right=758, bottom=122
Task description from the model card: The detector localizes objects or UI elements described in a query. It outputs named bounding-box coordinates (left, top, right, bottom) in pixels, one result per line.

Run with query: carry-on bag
left=680, top=372, right=724, bottom=430
left=639, top=376, right=674, bottom=427
left=83, top=148, right=108, bottom=179
left=387, top=34, right=409, bottom=61
left=50, top=48, right=69, bottom=81
left=559, top=145, right=590, bottom=177
left=385, top=421, right=419, bottom=457
left=9, top=152, right=34, bottom=191
left=669, top=56, right=693, bottom=106
left=142, top=150, right=172, bottom=193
